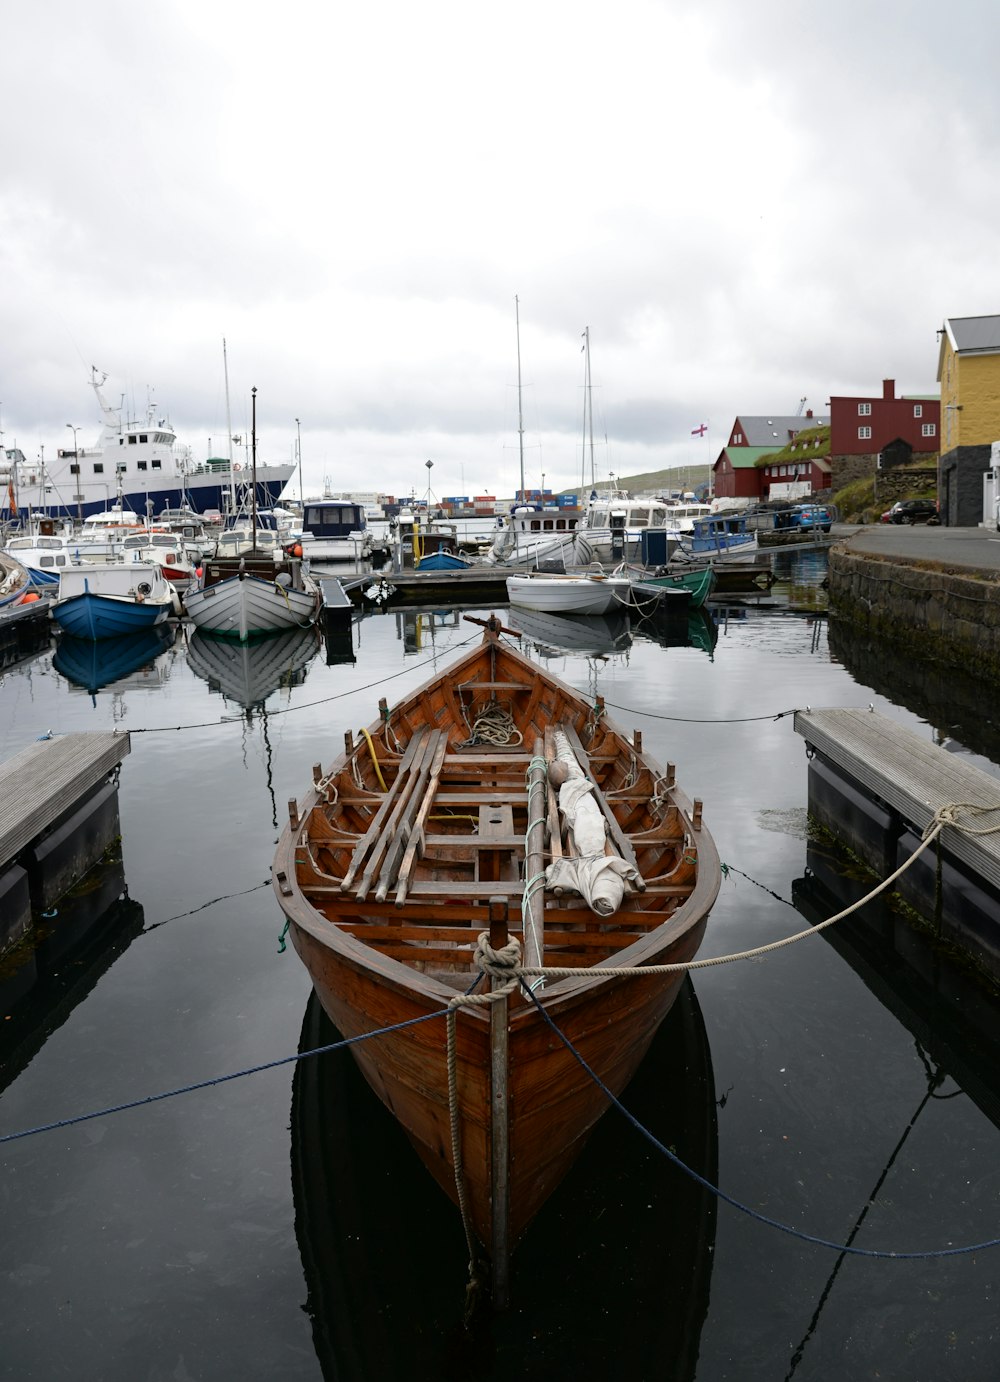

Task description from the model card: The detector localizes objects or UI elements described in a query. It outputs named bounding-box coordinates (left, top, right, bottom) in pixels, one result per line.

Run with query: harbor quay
left=827, top=524, right=1000, bottom=680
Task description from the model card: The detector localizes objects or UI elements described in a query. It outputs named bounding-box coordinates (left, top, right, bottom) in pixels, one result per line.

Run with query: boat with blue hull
left=52, top=563, right=177, bottom=639
left=2, top=367, right=293, bottom=523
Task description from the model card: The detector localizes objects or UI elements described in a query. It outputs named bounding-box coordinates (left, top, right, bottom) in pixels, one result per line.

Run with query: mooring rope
left=5, top=805, right=1000, bottom=1262
left=510, top=801, right=1000, bottom=981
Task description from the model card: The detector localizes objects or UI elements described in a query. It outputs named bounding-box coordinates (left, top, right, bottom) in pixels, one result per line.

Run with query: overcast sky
left=3, top=0, right=998, bottom=501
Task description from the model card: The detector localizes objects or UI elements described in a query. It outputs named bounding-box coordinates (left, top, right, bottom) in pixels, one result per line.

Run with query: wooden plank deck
left=794, top=708, right=1000, bottom=889
left=0, top=732, right=131, bottom=869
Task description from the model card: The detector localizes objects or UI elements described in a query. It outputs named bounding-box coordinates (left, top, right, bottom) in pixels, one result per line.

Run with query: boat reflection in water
left=52, top=624, right=178, bottom=698
left=632, top=606, right=719, bottom=658
left=0, top=847, right=144, bottom=1098
left=505, top=606, right=632, bottom=658
left=186, top=625, right=322, bottom=709
left=291, top=977, right=717, bottom=1380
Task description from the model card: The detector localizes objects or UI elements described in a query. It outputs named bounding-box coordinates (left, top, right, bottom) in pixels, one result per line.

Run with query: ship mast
left=223, top=338, right=236, bottom=516
left=580, top=326, right=595, bottom=490
left=251, top=386, right=258, bottom=546
left=515, top=295, right=525, bottom=506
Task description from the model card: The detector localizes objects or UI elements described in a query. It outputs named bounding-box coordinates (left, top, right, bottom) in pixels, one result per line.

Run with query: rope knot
left=474, top=930, right=522, bottom=980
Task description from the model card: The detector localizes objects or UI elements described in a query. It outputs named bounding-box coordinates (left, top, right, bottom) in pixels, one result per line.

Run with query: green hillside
left=569, top=465, right=712, bottom=495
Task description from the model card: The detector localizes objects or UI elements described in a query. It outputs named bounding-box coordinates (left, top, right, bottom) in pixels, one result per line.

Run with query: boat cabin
left=303, top=500, right=368, bottom=539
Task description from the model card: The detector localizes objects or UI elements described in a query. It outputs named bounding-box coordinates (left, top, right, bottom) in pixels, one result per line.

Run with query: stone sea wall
left=827, top=546, right=1000, bottom=681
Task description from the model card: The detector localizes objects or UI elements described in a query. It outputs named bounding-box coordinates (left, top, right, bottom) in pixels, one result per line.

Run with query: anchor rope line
left=601, top=700, right=805, bottom=724
left=7, top=805, right=999, bottom=1250
left=3, top=954, right=999, bottom=1260
left=519, top=982, right=999, bottom=1260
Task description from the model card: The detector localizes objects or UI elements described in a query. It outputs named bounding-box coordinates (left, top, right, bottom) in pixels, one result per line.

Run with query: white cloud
left=3, top=0, right=997, bottom=497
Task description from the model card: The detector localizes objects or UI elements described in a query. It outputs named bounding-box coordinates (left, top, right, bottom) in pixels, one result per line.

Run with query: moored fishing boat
left=183, top=389, right=320, bottom=642
left=183, top=550, right=319, bottom=642
left=52, top=562, right=177, bottom=639
left=272, top=613, right=720, bottom=1302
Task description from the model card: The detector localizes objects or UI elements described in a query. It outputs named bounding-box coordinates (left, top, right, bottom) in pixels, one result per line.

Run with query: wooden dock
left=794, top=707, right=1000, bottom=980
left=0, top=732, right=131, bottom=953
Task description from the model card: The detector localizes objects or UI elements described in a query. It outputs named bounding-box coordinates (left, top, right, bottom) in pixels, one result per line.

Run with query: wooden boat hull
left=289, top=908, right=709, bottom=1243
left=272, top=616, right=720, bottom=1286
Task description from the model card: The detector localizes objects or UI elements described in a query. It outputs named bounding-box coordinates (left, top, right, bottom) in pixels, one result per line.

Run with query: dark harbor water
left=1, top=548, right=999, bottom=1381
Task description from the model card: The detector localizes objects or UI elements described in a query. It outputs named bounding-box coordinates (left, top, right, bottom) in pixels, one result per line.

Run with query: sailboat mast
left=586, top=327, right=595, bottom=487
left=515, top=295, right=525, bottom=505
left=251, top=386, right=258, bottom=546
left=224, top=337, right=236, bottom=516
left=580, top=326, right=590, bottom=490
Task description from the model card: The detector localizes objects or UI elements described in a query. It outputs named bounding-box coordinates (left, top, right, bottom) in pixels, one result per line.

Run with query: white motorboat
left=3, top=531, right=76, bottom=588
left=120, top=531, right=197, bottom=585
left=297, top=499, right=375, bottom=564
left=505, top=569, right=633, bottom=615
left=578, top=493, right=706, bottom=560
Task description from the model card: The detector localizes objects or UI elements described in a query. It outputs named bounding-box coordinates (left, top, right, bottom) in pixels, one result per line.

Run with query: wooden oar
left=354, top=731, right=437, bottom=902
left=372, top=730, right=445, bottom=903
left=341, top=727, right=428, bottom=894
left=393, top=732, right=450, bottom=907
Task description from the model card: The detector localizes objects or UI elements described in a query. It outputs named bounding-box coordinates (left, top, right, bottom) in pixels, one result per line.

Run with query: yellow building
left=937, top=315, right=1000, bottom=524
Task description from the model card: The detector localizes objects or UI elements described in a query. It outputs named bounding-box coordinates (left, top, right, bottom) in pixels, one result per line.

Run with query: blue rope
left=520, top=985, right=1000, bottom=1261
left=0, top=1010, right=440, bottom=1146
left=3, top=984, right=998, bottom=1261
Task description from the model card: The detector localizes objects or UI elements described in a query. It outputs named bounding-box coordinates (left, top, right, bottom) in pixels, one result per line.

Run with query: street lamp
left=66, top=423, right=82, bottom=525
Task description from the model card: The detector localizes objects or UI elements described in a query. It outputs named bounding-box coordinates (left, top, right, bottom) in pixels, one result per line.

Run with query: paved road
left=830, top=523, right=1000, bottom=575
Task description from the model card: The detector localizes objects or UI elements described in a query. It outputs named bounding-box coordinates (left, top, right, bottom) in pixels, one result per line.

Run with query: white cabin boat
left=578, top=494, right=708, bottom=559
left=298, top=500, right=374, bottom=564
left=481, top=506, right=592, bottom=568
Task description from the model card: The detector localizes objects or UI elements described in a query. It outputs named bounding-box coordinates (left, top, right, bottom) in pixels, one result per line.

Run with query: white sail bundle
left=545, top=729, right=640, bottom=916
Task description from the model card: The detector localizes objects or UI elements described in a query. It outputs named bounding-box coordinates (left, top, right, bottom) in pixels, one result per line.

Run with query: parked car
left=880, top=498, right=939, bottom=525
left=792, top=503, right=833, bottom=533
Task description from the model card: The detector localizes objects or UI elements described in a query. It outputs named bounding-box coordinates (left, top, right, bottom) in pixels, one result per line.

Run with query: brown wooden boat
left=272, top=614, right=720, bottom=1303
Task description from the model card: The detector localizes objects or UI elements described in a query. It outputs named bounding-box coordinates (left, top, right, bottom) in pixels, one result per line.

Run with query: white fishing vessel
left=3, top=366, right=294, bottom=523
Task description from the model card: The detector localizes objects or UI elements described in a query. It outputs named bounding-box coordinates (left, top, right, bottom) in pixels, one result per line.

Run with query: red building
left=712, top=410, right=829, bottom=502
left=828, top=379, right=939, bottom=465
